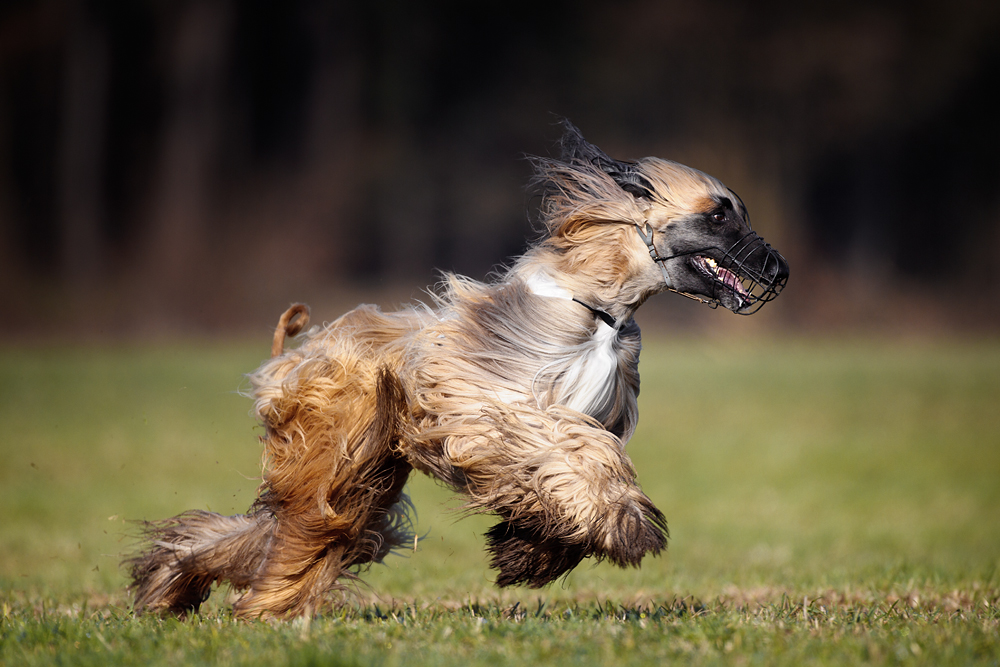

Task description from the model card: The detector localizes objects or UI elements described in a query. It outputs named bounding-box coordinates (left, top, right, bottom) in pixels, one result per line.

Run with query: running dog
left=126, top=121, right=788, bottom=618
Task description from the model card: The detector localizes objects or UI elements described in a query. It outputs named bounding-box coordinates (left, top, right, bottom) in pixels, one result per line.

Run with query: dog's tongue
left=718, top=266, right=749, bottom=298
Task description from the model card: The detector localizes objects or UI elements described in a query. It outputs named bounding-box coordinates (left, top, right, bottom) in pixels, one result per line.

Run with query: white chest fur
left=525, top=272, right=620, bottom=417
left=556, top=320, right=619, bottom=415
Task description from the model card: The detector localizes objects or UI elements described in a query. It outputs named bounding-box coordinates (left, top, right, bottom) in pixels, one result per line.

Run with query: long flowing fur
left=126, top=122, right=778, bottom=619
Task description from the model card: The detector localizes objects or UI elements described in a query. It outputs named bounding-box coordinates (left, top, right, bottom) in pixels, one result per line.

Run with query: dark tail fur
left=126, top=510, right=275, bottom=616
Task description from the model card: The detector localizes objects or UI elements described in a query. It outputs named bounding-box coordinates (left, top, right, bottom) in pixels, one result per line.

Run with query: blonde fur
left=126, top=122, right=782, bottom=619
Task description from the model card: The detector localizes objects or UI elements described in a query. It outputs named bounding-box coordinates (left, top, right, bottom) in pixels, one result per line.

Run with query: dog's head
left=534, top=122, right=788, bottom=314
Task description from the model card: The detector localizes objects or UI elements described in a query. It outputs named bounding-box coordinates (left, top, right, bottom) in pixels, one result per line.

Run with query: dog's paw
left=484, top=522, right=587, bottom=588
left=599, top=501, right=669, bottom=567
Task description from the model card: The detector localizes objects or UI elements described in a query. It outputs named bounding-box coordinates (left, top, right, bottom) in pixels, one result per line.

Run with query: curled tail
left=271, top=304, right=310, bottom=358
left=126, top=510, right=274, bottom=616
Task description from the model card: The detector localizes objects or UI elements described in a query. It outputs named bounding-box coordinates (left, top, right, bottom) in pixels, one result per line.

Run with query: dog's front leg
left=407, top=404, right=668, bottom=587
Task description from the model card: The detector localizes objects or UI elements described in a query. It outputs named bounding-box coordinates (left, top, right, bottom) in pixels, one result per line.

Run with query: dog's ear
left=559, top=120, right=655, bottom=200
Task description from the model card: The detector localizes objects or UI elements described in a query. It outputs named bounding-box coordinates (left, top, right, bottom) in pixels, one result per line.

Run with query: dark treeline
left=1, top=0, right=998, bottom=335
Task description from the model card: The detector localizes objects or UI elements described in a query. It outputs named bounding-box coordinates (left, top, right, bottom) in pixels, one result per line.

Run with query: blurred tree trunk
left=57, top=8, right=109, bottom=287
left=0, top=93, right=13, bottom=280
left=359, top=2, right=439, bottom=283
left=139, top=0, right=231, bottom=318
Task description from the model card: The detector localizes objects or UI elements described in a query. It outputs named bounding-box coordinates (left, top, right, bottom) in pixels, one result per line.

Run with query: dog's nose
left=769, top=250, right=789, bottom=284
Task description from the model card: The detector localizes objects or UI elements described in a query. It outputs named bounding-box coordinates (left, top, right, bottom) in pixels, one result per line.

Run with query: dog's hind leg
left=230, top=454, right=413, bottom=619
left=126, top=510, right=275, bottom=616
left=233, top=365, right=414, bottom=618
left=406, top=403, right=668, bottom=588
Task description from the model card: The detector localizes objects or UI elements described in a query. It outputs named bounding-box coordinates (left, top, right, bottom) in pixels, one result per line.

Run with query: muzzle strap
left=634, top=223, right=671, bottom=286
left=571, top=297, right=618, bottom=329
left=634, top=222, right=719, bottom=308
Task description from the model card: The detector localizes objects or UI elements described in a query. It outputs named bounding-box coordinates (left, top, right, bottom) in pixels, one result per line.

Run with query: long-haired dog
left=126, top=122, right=788, bottom=619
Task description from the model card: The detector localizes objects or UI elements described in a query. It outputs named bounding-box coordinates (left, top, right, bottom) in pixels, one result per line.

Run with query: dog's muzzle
left=635, top=223, right=788, bottom=314
left=712, top=231, right=789, bottom=315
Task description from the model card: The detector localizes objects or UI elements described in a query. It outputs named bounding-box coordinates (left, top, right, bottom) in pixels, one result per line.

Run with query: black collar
left=572, top=298, right=617, bottom=328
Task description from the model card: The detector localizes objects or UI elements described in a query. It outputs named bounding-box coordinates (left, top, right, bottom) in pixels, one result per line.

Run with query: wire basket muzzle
left=715, top=231, right=789, bottom=315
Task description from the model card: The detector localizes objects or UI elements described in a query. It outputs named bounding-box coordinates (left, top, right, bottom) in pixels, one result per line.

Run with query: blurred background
left=2, top=0, right=999, bottom=613
left=1, top=0, right=999, bottom=339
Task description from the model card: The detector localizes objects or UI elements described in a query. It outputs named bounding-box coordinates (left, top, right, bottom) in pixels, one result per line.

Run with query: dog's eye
left=712, top=212, right=726, bottom=223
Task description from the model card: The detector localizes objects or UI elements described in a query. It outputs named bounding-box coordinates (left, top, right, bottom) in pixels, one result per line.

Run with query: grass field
left=1, top=334, right=998, bottom=665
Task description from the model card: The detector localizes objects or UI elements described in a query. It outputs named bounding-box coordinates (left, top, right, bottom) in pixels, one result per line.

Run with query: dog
left=126, top=121, right=788, bottom=619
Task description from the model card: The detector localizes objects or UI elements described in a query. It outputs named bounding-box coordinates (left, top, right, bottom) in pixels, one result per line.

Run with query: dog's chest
left=522, top=272, right=624, bottom=418
left=553, top=321, right=620, bottom=417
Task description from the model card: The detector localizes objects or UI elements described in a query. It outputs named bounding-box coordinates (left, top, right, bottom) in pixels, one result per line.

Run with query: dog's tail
left=126, top=510, right=275, bottom=617
left=271, top=303, right=310, bottom=358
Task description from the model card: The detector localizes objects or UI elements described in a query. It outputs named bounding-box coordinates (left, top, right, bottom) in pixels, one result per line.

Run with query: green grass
left=1, top=335, right=999, bottom=665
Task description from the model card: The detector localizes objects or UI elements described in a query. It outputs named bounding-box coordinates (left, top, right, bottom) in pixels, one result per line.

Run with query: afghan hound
left=126, top=121, right=789, bottom=618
